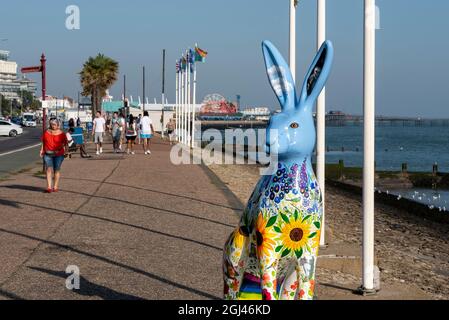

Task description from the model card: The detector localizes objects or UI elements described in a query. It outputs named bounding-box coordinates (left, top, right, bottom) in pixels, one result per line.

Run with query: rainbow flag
left=195, top=46, right=208, bottom=62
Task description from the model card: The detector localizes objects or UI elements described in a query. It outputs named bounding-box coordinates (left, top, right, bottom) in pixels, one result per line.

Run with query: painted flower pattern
left=255, top=214, right=277, bottom=259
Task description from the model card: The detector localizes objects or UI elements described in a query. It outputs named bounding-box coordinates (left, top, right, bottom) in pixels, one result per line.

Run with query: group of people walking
left=93, top=111, right=154, bottom=155
left=40, top=111, right=155, bottom=193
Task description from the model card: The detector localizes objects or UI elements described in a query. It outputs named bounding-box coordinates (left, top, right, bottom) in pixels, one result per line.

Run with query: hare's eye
left=290, top=122, right=299, bottom=129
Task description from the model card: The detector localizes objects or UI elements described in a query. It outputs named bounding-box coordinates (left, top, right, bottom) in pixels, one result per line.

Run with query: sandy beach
left=208, top=163, right=449, bottom=300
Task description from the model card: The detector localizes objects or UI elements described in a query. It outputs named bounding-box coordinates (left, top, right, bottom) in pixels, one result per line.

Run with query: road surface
left=0, top=127, right=42, bottom=178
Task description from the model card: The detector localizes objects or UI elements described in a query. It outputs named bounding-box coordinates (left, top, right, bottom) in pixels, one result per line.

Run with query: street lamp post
left=77, top=91, right=80, bottom=120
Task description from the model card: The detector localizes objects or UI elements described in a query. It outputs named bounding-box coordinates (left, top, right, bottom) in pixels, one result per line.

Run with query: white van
left=22, top=113, right=37, bottom=127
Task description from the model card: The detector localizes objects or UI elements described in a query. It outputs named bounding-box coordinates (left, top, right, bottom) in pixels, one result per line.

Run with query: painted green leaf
left=306, top=243, right=312, bottom=253
left=295, top=248, right=303, bottom=259
left=308, top=232, right=317, bottom=239
left=314, top=221, right=321, bottom=229
left=266, top=215, right=277, bottom=228
left=273, top=226, right=282, bottom=233
left=290, top=198, right=301, bottom=203
left=302, top=215, right=312, bottom=223
left=281, top=248, right=291, bottom=257
left=294, top=210, right=299, bottom=221
left=281, top=213, right=290, bottom=224
left=275, top=245, right=283, bottom=253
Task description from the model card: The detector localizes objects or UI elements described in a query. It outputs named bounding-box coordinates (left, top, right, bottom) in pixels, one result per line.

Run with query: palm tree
left=80, top=54, right=119, bottom=115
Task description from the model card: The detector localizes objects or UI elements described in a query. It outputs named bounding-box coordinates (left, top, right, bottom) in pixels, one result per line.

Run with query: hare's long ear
left=298, top=40, right=334, bottom=108
left=262, top=41, right=297, bottom=112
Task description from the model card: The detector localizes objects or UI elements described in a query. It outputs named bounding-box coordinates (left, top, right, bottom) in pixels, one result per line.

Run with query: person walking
left=92, top=111, right=106, bottom=155
left=118, top=112, right=126, bottom=151
left=140, top=111, right=154, bottom=155
left=40, top=118, right=68, bottom=193
left=166, top=118, right=175, bottom=145
left=125, top=114, right=138, bottom=155
left=111, top=112, right=122, bottom=153
left=136, top=114, right=142, bottom=145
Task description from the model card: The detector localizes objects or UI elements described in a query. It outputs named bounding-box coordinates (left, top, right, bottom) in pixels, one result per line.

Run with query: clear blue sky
left=1, top=0, right=448, bottom=117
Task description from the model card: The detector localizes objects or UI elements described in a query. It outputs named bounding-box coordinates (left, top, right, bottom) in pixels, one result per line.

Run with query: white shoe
left=96, top=151, right=100, bottom=155
left=131, top=151, right=135, bottom=155
left=100, top=147, right=103, bottom=154
left=144, top=151, right=148, bottom=155
left=147, top=150, right=151, bottom=154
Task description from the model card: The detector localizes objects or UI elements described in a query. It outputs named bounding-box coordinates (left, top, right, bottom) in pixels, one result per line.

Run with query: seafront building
left=0, top=50, right=37, bottom=101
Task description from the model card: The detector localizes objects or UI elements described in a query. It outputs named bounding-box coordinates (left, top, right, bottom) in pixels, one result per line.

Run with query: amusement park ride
left=200, top=94, right=238, bottom=115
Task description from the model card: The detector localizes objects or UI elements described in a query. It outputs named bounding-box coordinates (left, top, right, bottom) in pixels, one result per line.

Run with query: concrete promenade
left=0, top=137, right=241, bottom=300
left=0, top=137, right=433, bottom=300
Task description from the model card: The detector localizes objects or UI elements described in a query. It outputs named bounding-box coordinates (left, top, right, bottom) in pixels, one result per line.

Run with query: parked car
left=11, top=116, right=22, bottom=126
left=0, top=120, right=23, bottom=137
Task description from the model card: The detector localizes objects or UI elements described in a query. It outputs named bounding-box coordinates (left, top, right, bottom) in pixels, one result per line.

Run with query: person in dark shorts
left=40, top=118, right=68, bottom=193
left=125, top=114, right=138, bottom=155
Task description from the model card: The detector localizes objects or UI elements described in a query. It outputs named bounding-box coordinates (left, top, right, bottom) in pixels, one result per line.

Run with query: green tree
left=17, top=90, right=41, bottom=113
left=79, top=54, right=119, bottom=115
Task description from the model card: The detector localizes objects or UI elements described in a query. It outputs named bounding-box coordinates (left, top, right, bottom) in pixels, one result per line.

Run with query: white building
left=242, top=107, right=271, bottom=121
left=0, top=50, right=37, bottom=100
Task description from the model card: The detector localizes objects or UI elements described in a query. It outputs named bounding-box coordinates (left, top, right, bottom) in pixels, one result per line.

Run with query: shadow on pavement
left=61, top=177, right=243, bottom=212
left=0, top=288, right=25, bottom=300
left=1, top=184, right=236, bottom=229
left=319, top=282, right=357, bottom=293
left=0, top=198, right=21, bottom=208
left=28, top=267, right=144, bottom=300
left=0, top=227, right=221, bottom=300
left=0, top=196, right=224, bottom=252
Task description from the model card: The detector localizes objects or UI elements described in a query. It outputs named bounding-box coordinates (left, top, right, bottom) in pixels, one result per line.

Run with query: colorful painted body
left=223, top=40, right=334, bottom=300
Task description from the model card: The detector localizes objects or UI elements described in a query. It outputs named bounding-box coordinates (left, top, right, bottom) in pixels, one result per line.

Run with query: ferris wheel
left=202, top=93, right=226, bottom=104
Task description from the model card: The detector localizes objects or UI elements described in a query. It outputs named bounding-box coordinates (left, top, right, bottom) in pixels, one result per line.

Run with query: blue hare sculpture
left=223, top=40, right=334, bottom=300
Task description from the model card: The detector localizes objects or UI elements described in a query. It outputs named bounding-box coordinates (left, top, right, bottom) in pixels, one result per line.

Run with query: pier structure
left=324, top=113, right=449, bottom=127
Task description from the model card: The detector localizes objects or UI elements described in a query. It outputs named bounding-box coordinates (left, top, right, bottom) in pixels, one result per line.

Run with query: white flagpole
left=187, top=57, right=191, bottom=147
left=361, top=0, right=376, bottom=294
left=181, top=66, right=185, bottom=144
left=175, top=67, right=179, bottom=141
left=317, top=0, right=327, bottom=247
left=192, top=59, right=197, bottom=149
left=184, top=61, right=188, bottom=145
left=289, top=0, right=296, bottom=82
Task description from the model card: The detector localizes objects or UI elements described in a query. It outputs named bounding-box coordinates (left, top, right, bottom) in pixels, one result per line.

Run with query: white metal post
left=181, top=68, right=185, bottom=144
left=289, top=0, right=297, bottom=82
left=192, top=62, right=197, bottom=148
left=362, top=0, right=376, bottom=294
left=175, top=70, right=179, bottom=141
left=317, top=0, right=327, bottom=247
left=184, top=64, right=188, bottom=145
left=187, top=60, right=191, bottom=147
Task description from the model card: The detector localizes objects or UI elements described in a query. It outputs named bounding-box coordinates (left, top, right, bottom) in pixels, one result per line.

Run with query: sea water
left=200, top=125, right=449, bottom=172
left=198, top=124, right=449, bottom=210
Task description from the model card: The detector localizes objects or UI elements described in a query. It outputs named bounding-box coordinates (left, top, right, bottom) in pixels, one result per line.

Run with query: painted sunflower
left=233, top=229, right=246, bottom=249
left=280, top=219, right=313, bottom=252
left=256, top=214, right=277, bottom=259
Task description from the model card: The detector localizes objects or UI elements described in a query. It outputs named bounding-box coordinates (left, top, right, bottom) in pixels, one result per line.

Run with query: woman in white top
left=140, top=111, right=155, bottom=155
left=125, top=115, right=138, bottom=155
